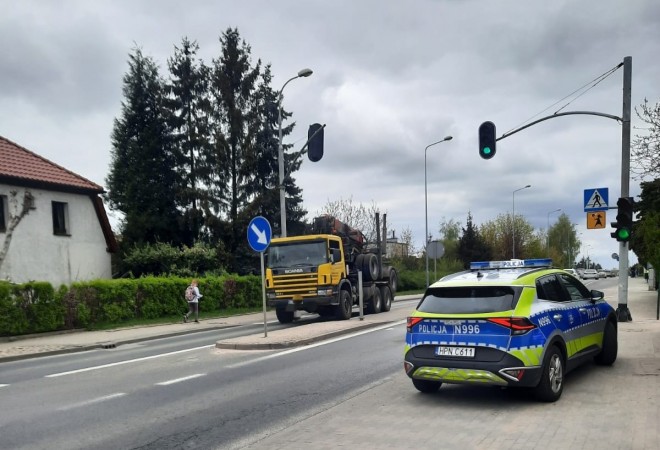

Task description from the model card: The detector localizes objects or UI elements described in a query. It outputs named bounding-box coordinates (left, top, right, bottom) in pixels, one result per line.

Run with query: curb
left=215, top=320, right=390, bottom=350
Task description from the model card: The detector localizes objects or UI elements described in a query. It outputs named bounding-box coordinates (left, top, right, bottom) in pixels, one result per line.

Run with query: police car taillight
left=487, top=317, right=536, bottom=335
left=407, top=317, right=424, bottom=332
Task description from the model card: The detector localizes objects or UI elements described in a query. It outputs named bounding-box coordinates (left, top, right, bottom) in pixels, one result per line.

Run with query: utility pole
left=617, top=56, right=632, bottom=322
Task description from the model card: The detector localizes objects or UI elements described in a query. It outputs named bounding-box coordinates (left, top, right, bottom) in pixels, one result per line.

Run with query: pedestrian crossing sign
left=587, top=211, right=606, bottom=229
left=584, top=187, right=608, bottom=212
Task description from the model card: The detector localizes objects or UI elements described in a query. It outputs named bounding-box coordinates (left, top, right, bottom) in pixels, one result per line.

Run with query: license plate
left=435, top=346, right=475, bottom=358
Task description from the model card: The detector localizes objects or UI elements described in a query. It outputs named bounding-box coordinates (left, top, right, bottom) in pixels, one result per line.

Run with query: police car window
left=557, top=273, right=591, bottom=300
left=536, top=275, right=567, bottom=302
left=417, top=286, right=519, bottom=314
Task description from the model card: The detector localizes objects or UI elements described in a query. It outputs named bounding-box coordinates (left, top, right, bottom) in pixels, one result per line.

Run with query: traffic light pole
left=616, top=56, right=632, bottom=322
left=479, top=57, right=633, bottom=322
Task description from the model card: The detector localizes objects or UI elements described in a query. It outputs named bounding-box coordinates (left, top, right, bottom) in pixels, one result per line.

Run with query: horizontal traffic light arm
left=496, top=111, right=622, bottom=142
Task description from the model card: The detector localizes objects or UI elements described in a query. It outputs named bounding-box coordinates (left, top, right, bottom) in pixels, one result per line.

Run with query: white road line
left=45, top=345, right=214, bottom=378
left=0, top=384, right=9, bottom=388
left=226, top=319, right=406, bottom=369
left=57, top=392, right=126, bottom=411
left=156, top=373, right=206, bottom=386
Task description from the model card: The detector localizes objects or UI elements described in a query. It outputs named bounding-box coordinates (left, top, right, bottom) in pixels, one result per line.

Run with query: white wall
left=0, top=185, right=112, bottom=286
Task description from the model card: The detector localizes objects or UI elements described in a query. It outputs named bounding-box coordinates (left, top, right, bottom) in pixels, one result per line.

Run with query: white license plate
left=435, top=346, right=475, bottom=358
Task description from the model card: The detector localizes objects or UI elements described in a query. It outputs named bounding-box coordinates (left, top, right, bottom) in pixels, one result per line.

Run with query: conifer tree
left=106, top=47, right=181, bottom=249
left=164, top=37, right=212, bottom=245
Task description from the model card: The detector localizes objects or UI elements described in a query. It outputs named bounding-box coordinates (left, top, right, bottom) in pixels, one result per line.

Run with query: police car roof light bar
left=470, top=258, right=553, bottom=270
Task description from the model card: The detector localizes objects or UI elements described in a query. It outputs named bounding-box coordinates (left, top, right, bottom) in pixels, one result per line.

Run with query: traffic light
left=610, top=197, right=634, bottom=242
left=307, top=123, right=324, bottom=162
left=478, top=121, right=496, bottom=159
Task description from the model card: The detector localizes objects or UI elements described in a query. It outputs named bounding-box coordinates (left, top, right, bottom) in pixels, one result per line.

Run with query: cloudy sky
left=2, top=0, right=659, bottom=269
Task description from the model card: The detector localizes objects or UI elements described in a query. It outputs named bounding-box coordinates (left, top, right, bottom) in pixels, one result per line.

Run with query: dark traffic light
left=478, top=121, right=496, bottom=159
left=610, top=197, right=634, bottom=242
left=307, top=123, right=324, bottom=162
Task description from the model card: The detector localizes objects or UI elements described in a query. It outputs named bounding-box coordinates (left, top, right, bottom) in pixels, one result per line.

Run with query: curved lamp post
left=278, top=68, right=313, bottom=237
left=546, top=208, right=562, bottom=252
left=424, top=136, right=453, bottom=287
left=512, top=184, right=531, bottom=259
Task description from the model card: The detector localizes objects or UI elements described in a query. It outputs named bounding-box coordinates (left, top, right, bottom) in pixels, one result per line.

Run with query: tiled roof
left=0, top=135, right=103, bottom=193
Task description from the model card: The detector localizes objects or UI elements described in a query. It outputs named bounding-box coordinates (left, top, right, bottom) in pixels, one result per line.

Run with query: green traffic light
left=483, top=147, right=492, bottom=155
left=617, top=229, right=630, bottom=240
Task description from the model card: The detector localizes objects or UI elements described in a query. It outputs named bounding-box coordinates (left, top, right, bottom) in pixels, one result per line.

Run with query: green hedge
left=0, top=275, right=261, bottom=337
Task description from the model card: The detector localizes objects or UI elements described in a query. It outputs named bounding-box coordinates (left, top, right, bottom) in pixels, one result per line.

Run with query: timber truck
left=265, top=213, right=398, bottom=324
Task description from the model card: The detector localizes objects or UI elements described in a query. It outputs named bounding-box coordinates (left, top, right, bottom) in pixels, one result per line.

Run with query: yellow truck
left=265, top=214, right=398, bottom=323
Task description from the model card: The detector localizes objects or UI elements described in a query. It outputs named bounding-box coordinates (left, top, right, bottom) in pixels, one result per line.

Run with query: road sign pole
left=617, top=56, right=632, bottom=322
left=261, top=251, right=267, bottom=337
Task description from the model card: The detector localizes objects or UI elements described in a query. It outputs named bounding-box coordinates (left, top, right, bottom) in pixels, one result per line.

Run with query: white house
left=0, top=135, right=117, bottom=286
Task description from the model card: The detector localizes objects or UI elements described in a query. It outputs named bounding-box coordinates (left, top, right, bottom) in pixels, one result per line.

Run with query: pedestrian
left=183, top=279, right=203, bottom=323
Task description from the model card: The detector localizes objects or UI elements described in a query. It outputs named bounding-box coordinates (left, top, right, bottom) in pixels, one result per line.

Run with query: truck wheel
left=388, top=269, right=399, bottom=294
left=380, top=285, right=392, bottom=312
left=362, top=253, right=380, bottom=281
left=275, top=309, right=294, bottom=324
left=334, top=289, right=352, bottom=320
left=366, top=286, right=382, bottom=314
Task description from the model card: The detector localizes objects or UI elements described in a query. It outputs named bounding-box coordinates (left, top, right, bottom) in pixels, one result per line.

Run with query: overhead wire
left=503, top=62, right=623, bottom=136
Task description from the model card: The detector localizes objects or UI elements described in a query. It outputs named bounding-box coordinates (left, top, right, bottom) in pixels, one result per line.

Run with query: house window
left=0, top=195, right=6, bottom=232
left=52, top=201, right=69, bottom=236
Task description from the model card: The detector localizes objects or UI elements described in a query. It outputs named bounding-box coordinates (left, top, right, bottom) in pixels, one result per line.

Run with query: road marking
left=45, top=345, right=214, bottom=378
left=0, top=384, right=9, bottom=388
left=57, top=392, right=126, bottom=411
left=226, top=320, right=406, bottom=369
left=156, top=373, right=206, bottom=386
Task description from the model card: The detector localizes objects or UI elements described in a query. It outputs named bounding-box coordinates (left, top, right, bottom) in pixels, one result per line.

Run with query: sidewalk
left=0, top=282, right=657, bottom=363
left=0, top=295, right=420, bottom=363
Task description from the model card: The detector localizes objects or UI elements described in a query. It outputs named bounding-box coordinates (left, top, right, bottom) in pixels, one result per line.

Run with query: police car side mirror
left=590, top=290, right=604, bottom=301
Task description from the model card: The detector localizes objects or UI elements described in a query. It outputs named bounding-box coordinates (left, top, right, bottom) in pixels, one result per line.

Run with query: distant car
left=564, top=269, right=578, bottom=277
left=598, top=270, right=609, bottom=278
left=404, top=258, right=618, bottom=402
left=582, top=269, right=599, bottom=280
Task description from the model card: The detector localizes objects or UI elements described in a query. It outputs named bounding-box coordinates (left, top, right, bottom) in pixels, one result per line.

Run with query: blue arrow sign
left=584, top=187, right=608, bottom=212
left=247, top=216, right=272, bottom=253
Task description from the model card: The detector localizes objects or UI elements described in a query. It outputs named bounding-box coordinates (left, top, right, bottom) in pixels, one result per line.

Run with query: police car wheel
left=534, top=345, right=564, bottom=402
left=412, top=378, right=441, bottom=393
left=594, top=321, right=617, bottom=366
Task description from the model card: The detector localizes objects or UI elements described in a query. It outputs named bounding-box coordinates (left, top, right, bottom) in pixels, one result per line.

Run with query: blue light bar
left=470, top=258, right=552, bottom=270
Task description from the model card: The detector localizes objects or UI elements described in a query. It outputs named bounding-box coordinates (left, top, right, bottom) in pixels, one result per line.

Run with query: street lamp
left=512, top=184, right=531, bottom=259
left=278, top=68, right=313, bottom=237
left=424, top=136, right=453, bottom=288
left=546, top=208, right=562, bottom=252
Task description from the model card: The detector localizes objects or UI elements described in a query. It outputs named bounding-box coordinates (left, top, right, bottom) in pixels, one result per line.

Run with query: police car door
left=556, top=272, right=601, bottom=355
left=535, top=274, right=583, bottom=359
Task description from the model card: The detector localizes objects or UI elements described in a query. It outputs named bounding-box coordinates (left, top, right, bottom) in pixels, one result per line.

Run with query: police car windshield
left=267, top=241, right=328, bottom=268
left=418, top=286, right=520, bottom=314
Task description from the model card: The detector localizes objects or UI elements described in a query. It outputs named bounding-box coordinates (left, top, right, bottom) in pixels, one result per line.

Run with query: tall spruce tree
left=164, top=37, right=213, bottom=245
left=106, top=47, right=181, bottom=249
left=243, top=64, right=307, bottom=236
left=208, top=28, right=261, bottom=267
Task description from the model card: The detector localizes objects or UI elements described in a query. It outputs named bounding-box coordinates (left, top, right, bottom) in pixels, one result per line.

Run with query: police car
left=404, top=259, right=618, bottom=402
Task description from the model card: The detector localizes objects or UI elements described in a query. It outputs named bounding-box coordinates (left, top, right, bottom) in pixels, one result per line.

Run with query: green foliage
left=458, top=212, right=492, bottom=269
left=122, top=241, right=221, bottom=277
left=0, top=274, right=261, bottom=336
